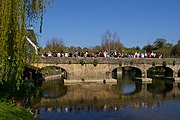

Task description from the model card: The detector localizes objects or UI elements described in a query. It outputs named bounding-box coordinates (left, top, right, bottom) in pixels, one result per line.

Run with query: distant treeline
left=40, top=31, right=180, bottom=58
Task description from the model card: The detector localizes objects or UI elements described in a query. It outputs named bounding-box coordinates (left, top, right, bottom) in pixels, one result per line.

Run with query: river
left=32, top=76, right=180, bottom=120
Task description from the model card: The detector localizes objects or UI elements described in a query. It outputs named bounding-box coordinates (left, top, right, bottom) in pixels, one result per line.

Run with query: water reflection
left=34, top=100, right=164, bottom=114
left=42, top=79, right=67, bottom=98
left=112, top=72, right=143, bottom=95
left=32, top=77, right=180, bottom=120
left=112, top=80, right=137, bottom=95
left=147, top=79, right=173, bottom=94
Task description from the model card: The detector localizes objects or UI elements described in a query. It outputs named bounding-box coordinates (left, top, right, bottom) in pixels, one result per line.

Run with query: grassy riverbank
left=0, top=101, right=34, bottom=120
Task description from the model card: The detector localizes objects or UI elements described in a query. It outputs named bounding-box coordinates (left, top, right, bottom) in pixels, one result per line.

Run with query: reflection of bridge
left=32, top=82, right=180, bottom=110
left=123, top=82, right=180, bottom=100
left=31, top=58, right=180, bottom=81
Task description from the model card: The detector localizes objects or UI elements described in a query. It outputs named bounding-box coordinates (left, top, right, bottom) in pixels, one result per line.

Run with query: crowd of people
left=42, top=50, right=163, bottom=59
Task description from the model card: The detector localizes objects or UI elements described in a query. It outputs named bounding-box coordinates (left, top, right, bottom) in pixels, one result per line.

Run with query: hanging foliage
left=0, top=0, right=53, bottom=88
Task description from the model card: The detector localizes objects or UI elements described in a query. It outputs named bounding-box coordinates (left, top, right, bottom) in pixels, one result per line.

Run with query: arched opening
left=41, top=66, right=68, bottom=80
left=164, top=67, right=173, bottom=77
left=112, top=66, right=142, bottom=80
left=40, top=66, right=68, bottom=98
left=111, top=66, right=142, bottom=95
left=147, top=66, right=173, bottom=78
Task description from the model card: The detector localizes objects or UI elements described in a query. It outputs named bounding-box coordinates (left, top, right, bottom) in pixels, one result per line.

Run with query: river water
left=32, top=77, right=180, bottom=120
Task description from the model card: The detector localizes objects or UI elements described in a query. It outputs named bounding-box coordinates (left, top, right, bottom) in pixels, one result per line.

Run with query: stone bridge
left=31, top=58, right=180, bottom=81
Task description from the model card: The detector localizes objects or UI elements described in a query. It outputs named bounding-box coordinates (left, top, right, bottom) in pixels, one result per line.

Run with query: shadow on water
left=147, top=79, right=173, bottom=94
left=41, top=79, right=67, bottom=99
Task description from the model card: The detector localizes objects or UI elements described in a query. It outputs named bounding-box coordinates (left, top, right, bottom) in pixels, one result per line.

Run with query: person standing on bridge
left=57, top=52, right=61, bottom=57
left=65, top=52, right=69, bottom=57
left=48, top=51, right=52, bottom=57
left=104, top=51, right=108, bottom=58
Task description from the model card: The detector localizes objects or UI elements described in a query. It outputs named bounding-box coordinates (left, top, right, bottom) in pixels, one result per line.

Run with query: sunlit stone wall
left=32, top=58, right=180, bottom=80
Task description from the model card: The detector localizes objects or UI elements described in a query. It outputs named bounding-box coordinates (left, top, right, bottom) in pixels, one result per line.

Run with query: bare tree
left=101, top=30, right=124, bottom=52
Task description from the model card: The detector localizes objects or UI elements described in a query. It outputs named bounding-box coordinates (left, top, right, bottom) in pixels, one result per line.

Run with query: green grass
left=0, top=101, right=34, bottom=120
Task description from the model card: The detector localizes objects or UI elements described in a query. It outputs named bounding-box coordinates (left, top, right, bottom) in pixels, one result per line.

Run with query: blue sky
left=34, top=0, right=180, bottom=48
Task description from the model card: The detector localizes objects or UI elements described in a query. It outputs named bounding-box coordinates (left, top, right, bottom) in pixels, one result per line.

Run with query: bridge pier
left=142, top=70, right=147, bottom=78
left=140, top=70, right=152, bottom=83
left=117, top=67, right=123, bottom=80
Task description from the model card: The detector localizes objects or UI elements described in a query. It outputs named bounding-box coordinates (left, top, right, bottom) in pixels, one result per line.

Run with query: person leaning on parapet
left=104, top=51, right=108, bottom=58
left=57, top=52, right=61, bottom=57
left=65, top=52, right=69, bottom=57
left=42, top=53, right=45, bottom=58
left=48, top=51, right=52, bottom=57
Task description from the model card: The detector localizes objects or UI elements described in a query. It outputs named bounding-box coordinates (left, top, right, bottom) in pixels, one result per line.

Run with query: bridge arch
left=147, top=66, right=173, bottom=78
left=111, top=66, right=142, bottom=79
left=40, top=66, right=68, bottom=79
left=164, top=67, right=174, bottom=77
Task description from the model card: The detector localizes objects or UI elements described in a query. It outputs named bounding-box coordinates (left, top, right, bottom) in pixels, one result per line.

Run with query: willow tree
left=0, top=0, right=53, bottom=87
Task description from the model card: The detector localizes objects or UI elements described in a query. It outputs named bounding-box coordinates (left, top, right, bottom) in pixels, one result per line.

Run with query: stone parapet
left=36, top=57, right=180, bottom=65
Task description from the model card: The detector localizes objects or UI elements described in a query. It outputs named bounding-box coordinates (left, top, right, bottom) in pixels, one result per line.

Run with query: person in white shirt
left=151, top=52, right=154, bottom=58
left=48, top=51, right=52, bottom=57
left=65, top=52, right=69, bottom=57
left=104, top=51, right=107, bottom=58
left=57, top=52, right=61, bottom=57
